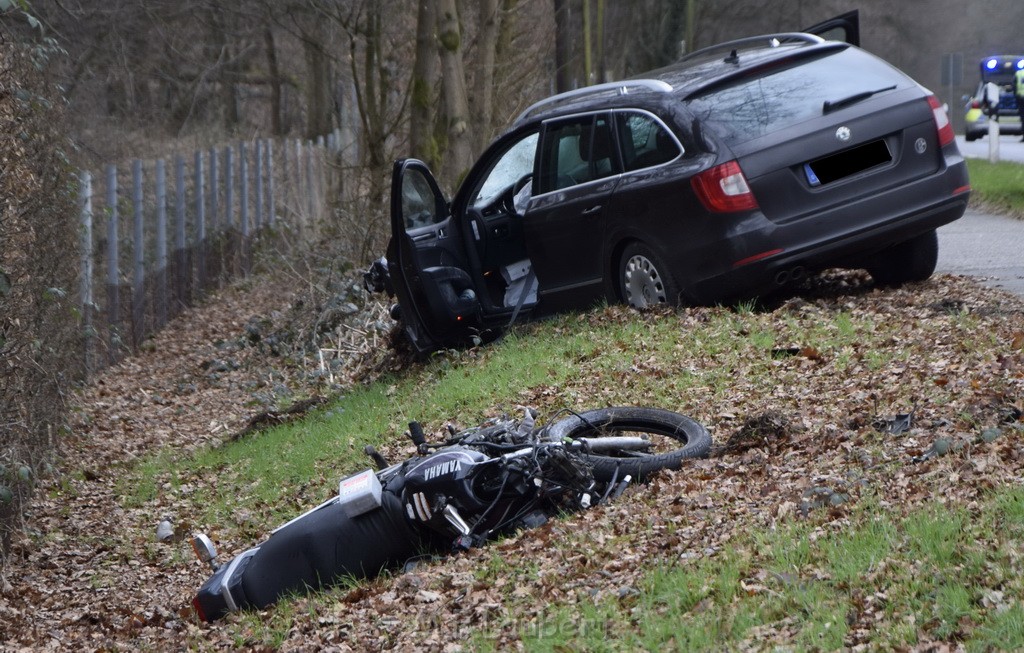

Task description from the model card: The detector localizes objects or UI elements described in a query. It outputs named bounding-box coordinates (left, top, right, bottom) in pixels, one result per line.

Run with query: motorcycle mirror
left=191, top=533, right=220, bottom=571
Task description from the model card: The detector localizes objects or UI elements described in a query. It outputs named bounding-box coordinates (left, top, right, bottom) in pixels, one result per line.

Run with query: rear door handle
left=581, top=205, right=603, bottom=215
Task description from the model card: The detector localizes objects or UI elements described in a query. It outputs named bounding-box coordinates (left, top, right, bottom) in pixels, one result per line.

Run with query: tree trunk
left=472, top=0, right=500, bottom=152
left=685, top=0, right=696, bottom=54
left=265, top=26, right=282, bottom=136
left=553, top=0, right=572, bottom=92
left=596, top=0, right=606, bottom=82
left=304, top=25, right=332, bottom=139
left=209, top=4, right=238, bottom=130
left=347, top=3, right=389, bottom=207
left=411, top=0, right=438, bottom=167
left=493, top=0, right=519, bottom=128
left=658, top=0, right=686, bottom=65
left=582, top=0, right=592, bottom=84
left=436, top=0, right=473, bottom=188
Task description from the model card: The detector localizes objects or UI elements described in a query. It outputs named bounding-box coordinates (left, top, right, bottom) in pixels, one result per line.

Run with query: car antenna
left=724, top=49, right=739, bottom=64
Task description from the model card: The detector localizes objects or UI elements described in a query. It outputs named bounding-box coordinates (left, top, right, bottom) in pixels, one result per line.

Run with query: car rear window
left=686, top=48, right=911, bottom=146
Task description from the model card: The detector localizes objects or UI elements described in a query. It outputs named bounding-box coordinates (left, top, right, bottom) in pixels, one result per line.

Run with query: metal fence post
left=155, top=159, right=168, bottom=329
left=296, top=139, right=304, bottom=234
left=255, top=139, right=264, bottom=232
left=209, top=147, right=219, bottom=235
left=315, top=141, right=325, bottom=218
left=305, top=140, right=314, bottom=223
left=174, top=154, right=188, bottom=310
left=131, top=159, right=145, bottom=350
left=195, top=150, right=206, bottom=293
left=209, top=148, right=219, bottom=283
left=240, top=141, right=250, bottom=275
left=104, top=164, right=120, bottom=363
left=78, top=170, right=94, bottom=376
left=280, top=139, right=290, bottom=226
left=225, top=145, right=234, bottom=231
left=267, top=139, right=276, bottom=229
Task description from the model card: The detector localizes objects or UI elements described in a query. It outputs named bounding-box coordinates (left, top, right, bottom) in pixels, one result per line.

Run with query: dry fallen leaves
left=0, top=271, right=1022, bottom=651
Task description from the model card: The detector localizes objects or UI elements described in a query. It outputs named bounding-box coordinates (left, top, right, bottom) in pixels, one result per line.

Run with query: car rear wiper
left=822, top=84, right=896, bottom=114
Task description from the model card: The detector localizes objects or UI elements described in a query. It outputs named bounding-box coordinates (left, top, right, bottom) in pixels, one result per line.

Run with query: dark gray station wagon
left=367, top=15, right=970, bottom=353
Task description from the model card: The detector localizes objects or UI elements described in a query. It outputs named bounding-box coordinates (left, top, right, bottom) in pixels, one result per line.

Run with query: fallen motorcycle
left=190, top=406, right=711, bottom=622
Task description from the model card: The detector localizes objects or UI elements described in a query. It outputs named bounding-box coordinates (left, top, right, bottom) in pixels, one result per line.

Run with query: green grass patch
left=517, top=487, right=1024, bottom=651
left=966, top=158, right=1024, bottom=217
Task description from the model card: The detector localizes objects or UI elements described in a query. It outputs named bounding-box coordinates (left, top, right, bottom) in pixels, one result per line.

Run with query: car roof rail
left=515, top=79, right=673, bottom=123
left=679, top=32, right=825, bottom=64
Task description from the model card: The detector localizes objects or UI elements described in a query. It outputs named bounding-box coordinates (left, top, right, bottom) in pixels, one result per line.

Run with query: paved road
left=934, top=138, right=1024, bottom=300
left=937, top=208, right=1024, bottom=299
left=955, top=134, right=1024, bottom=164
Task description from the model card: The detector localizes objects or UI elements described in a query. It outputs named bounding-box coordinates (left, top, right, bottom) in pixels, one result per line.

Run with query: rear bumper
left=684, top=162, right=970, bottom=303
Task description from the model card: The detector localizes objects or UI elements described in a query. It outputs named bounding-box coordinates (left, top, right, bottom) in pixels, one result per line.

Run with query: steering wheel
left=512, top=173, right=533, bottom=197
left=501, top=173, right=533, bottom=216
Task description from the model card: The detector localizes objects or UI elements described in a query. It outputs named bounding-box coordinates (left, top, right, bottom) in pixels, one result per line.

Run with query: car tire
left=866, top=229, right=938, bottom=286
left=619, top=242, right=681, bottom=308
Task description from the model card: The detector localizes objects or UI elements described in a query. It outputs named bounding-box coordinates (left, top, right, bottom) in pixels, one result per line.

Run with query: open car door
left=387, top=159, right=480, bottom=354
left=802, top=10, right=860, bottom=47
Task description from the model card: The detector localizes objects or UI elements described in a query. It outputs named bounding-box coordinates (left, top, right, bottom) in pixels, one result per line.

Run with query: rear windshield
left=686, top=48, right=910, bottom=146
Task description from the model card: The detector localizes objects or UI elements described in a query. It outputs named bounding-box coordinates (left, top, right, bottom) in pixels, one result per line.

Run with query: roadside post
left=989, top=119, right=1000, bottom=162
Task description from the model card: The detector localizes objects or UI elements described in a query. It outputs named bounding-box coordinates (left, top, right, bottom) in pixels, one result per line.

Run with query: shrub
left=0, top=21, right=80, bottom=561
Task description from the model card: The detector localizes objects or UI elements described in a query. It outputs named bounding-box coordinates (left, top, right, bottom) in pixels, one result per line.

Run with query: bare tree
left=436, top=0, right=472, bottom=187
left=471, top=0, right=501, bottom=153
left=410, top=0, right=439, bottom=167
left=553, top=0, right=572, bottom=92
left=265, top=25, right=283, bottom=135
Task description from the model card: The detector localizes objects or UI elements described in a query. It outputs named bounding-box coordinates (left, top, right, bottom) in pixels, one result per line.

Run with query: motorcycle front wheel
left=547, top=406, right=711, bottom=481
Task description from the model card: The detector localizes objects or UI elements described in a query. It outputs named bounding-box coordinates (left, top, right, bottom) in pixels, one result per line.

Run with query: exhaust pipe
left=774, top=266, right=807, bottom=286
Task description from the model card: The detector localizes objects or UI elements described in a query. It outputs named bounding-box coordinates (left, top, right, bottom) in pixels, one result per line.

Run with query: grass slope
left=128, top=273, right=1024, bottom=651
left=966, top=158, right=1024, bottom=219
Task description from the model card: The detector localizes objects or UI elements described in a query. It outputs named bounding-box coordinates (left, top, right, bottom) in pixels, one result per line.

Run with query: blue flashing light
left=986, top=58, right=999, bottom=70
left=1017, top=59, right=1024, bottom=69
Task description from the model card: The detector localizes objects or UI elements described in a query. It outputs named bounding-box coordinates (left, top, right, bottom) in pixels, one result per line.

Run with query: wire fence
left=77, top=131, right=346, bottom=377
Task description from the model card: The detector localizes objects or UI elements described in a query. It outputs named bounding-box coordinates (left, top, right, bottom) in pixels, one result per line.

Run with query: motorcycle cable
left=463, top=461, right=515, bottom=538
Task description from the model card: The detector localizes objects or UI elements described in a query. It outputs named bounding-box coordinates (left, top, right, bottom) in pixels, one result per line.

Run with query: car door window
left=616, top=111, right=682, bottom=171
left=537, top=114, right=620, bottom=194
left=403, top=168, right=444, bottom=230
left=473, top=132, right=539, bottom=208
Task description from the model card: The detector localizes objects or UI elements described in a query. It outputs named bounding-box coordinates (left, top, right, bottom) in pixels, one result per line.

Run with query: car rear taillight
left=691, top=160, right=759, bottom=213
left=927, top=95, right=955, bottom=147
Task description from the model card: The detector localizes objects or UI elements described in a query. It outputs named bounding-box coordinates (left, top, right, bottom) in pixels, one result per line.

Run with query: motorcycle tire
left=547, top=406, right=711, bottom=481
